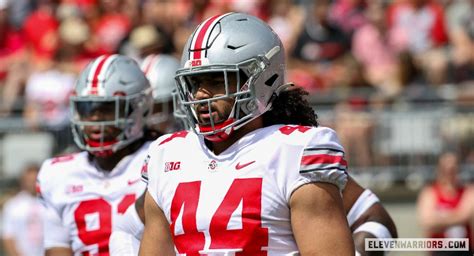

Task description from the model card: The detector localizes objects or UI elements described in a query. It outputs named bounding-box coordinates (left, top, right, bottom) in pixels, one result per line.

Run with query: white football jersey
left=143, top=125, right=348, bottom=255
left=37, top=142, right=150, bottom=255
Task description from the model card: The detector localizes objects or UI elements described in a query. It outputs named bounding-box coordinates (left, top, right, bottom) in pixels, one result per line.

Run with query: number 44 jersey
left=143, top=125, right=348, bottom=255
left=37, top=142, right=150, bottom=256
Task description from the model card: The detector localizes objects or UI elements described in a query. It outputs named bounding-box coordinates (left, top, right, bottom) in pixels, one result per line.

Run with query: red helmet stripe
left=87, top=54, right=119, bottom=95
left=190, top=13, right=232, bottom=61
left=141, top=54, right=159, bottom=75
left=88, top=55, right=109, bottom=95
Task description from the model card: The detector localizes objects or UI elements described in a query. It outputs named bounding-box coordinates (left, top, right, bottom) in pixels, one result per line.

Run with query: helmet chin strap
left=86, top=139, right=118, bottom=157
left=198, top=118, right=235, bottom=142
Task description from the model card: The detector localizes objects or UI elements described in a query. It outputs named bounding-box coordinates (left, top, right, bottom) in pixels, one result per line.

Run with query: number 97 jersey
left=143, top=125, right=348, bottom=255
left=37, top=143, right=149, bottom=255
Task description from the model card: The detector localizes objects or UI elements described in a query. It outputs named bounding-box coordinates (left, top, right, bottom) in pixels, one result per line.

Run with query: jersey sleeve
left=42, top=201, right=71, bottom=248
left=37, top=159, right=71, bottom=249
left=37, top=160, right=56, bottom=210
left=286, top=127, right=348, bottom=201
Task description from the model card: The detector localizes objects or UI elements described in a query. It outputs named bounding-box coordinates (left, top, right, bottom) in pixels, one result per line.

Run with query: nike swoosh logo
left=235, top=161, right=256, bottom=170
left=227, top=44, right=246, bottom=50
left=127, top=179, right=140, bottom=186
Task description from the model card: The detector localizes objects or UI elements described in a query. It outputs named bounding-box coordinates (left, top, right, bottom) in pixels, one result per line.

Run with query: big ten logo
left=191, top=59, right=202, bottom=67
left=66, top=184, right=84, bottom=194
left=165, top=161, right=181, bottom=172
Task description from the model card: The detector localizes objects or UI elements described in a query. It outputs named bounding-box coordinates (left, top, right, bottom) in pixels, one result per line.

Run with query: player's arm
left=417, top=186, right=471, bottom=233
left=135, top=190, right=146, bottom=223
left=2, top=237, right=20, bottom=256
left=138, top=190, right=175, bottom=256
left=288, top=127, right=353, bottom=254
left=344, top=177, right=397, bottom=256
left=45, top=247, right=74, bottom=256
left=291, top=182, right=354, bottom=255
left=351, top=203, right=396, bottom=256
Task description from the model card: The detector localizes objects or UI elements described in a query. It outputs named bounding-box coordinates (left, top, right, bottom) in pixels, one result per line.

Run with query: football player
left=37, top=54, right=153, bottom=256
left=140, top=12, right=354, bottom=255
left=109, top=53, right=183, bottom=255
left=141, top=54, right=183, bottom=136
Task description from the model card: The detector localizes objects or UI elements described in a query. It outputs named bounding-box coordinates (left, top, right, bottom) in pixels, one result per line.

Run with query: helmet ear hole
left=238, top=70, right=249, bottom=85
left=265, top=74, right=279, bottom=87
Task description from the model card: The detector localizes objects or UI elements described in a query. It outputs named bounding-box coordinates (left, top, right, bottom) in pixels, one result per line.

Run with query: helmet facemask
left=176, top=12, right=286, bottom=141
left=175, top=48, right=279, bottom=141
left=70, top=91, right=152, bottom=156
left=141, top=54, right=181, bottom=133
left=172, top=89, right=191, bottom=130
left=147, top=96, right=173, bottom=130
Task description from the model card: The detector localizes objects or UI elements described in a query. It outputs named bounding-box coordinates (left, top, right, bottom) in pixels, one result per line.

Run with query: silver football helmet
left=175, top=12, right=285, bottom=141
left=70, top=54, right=153, bottom=156
left=140, top=54, right=180, bottom=127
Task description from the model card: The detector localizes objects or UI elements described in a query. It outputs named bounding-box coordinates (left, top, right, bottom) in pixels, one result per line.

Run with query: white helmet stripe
left=189, top=13, right=232, bottom=61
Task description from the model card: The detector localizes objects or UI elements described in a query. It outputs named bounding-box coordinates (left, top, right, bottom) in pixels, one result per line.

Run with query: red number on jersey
left=279, top=125, right=311, bottom=135
left=170, top=181, right=205, bottom=256
left=171, top=178, right=268, bottom=255
left=51, top=154, right=76, bottom=164
left=209, top=178, right=268, bottom=255
left=75, top=198, right=111, bottom=256
left=159, top=131, right=189, bottom=145
left=74, top=194, right=136, bottom=256
left=117, top=194, right=135, bottom=214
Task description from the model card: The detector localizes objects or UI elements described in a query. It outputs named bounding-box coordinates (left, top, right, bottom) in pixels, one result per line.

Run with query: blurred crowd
left=0, top=1, right=473, bottom=254
left=0, top=0, right=474, bottom=167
